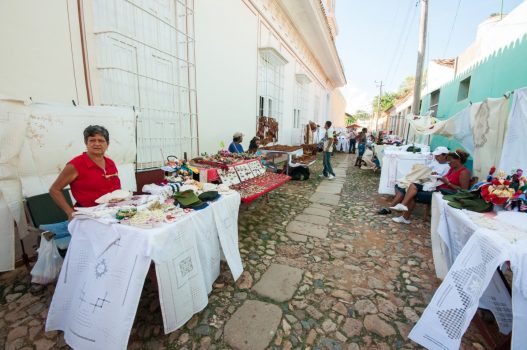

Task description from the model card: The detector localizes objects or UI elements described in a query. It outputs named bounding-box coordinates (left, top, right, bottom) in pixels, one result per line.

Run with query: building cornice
left=276, top=0, right=346, bottom=87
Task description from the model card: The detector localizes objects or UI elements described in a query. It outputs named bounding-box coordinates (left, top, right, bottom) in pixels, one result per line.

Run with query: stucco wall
left=420, top=33, right=527, bottom=167
left=329, top=88, right=346, bottom=127
left=194, top=0, right=259, bottom=153
left=0, top=0, right=87, bottom=104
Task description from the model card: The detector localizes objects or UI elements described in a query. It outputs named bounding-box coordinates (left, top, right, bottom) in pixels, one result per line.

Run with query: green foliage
left=372, top=93, right=398, bottom=113
left=346, top=110, right=371, bottom=125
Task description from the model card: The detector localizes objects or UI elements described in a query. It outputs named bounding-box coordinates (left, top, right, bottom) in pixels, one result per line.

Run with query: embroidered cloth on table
left=46, top=220, right=152, bottom=350
left=409, top=228, right=513, bottom=350
left=430, top=193, right=513, bottom=337
left=378, top=152, right=432, bottom=195
left=46, top=193, right=243, bottom=349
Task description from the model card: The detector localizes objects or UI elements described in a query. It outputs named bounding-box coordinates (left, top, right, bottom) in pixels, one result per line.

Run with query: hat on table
left=432, top=146, right=449, bottom=156
left=198, top=191, right=220, bottom=202
left=174, top=190, right=200, bottom=207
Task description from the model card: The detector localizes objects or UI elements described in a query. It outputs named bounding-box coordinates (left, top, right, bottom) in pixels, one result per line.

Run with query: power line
left=383, top=1, right=415, bottom=81
left=386, top=3, right=419, bottom=88
left=442, top=0, right=462, bottom=57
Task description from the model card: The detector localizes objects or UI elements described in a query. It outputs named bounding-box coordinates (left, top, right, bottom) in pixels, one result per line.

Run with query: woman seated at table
left=228, top=132, right=244, bottom=153
left=390, top=149, right=471, bottom=224
left=49, top=125, right=121, bottom=219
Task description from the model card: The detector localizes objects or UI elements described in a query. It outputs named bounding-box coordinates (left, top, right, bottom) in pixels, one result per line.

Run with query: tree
left=345, top=110, right=371, bottom=126
left=372, top=93, right=398, bottom=113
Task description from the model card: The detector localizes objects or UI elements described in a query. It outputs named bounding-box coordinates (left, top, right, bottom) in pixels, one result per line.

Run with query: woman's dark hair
left=84, top=125, right=110, bottom=144
left=233, top=136, right=242, bottom=143
left=448, top=149, right=469, bottom=164
left=249, top=137, right=258, bottom=151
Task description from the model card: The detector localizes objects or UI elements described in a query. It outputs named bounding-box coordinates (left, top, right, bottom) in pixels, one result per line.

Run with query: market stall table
left=377, top=148, right=433, bottom=195
left=259, top=147, right=303, bottom=175
left=410, top=193, right=527, bottom=350
left=45, top=193, right=242, bottom=350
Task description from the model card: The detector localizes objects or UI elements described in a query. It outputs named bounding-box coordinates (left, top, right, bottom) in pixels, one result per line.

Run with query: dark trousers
left=322, top=151, right=335, bottom=177
left=349, top=139, right=356, bottom=154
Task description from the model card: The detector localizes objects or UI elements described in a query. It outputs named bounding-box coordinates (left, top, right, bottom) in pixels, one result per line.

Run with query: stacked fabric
left=443, top=191, right=493, bottom=212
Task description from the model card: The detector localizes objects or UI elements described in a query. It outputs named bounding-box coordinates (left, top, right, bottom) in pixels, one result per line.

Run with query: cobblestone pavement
left=1, top=153, right=493, bottom=350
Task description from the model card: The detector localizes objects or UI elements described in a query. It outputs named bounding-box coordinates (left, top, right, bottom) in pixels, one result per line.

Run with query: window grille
left=92, top=0, right=198, bottom=170
left=257, top=48, right=287, bottom=137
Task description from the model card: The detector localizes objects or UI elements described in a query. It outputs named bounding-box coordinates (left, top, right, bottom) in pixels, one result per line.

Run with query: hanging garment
left=499, top=88, right=527, bottom=173
left=471, top=98, right=509, bottom=180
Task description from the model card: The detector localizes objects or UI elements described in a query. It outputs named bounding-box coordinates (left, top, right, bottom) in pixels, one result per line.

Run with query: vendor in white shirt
left=377, top=146, right=450, bottom=215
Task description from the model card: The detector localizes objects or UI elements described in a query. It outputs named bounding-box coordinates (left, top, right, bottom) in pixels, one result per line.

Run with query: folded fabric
left=39, top=221, right=70, bottom=240
left=443, top=191, right=493, bottom=212
left=39, top=221, right=71, bottom=250
left=174, top=190, right=200, bottom=206
left=198, top=191, right=220, bottom=202
left=396, top=164, right=432, bottom=189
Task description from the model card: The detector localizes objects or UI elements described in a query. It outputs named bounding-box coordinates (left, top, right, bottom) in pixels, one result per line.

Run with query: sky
left=334, top=0, right=525, bottom=114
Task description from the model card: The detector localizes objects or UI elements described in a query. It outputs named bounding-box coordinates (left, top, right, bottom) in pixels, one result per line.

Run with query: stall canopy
left=0, top=96, right=137, bottom=272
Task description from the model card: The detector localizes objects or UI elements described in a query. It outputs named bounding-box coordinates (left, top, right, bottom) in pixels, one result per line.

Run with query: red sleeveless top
left=438, top=166, right=469, bottom=189
left=68, top=152, right=121, bottom=207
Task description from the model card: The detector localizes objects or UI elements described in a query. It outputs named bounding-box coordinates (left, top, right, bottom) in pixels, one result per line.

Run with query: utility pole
left=411, top=0, right=428, bottom=116
left=374, top=80, right=383, bottom=133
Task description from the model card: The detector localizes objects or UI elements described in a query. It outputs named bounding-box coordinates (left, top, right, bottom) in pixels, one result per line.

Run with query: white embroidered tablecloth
left=46, top=193, right=243, bottom=350
left=411, top=193, right=527, bottom=349
left=377, top=151, right=433, bottom=195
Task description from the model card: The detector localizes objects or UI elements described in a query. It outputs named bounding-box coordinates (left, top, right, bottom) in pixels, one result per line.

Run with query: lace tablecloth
left=46, top=193, right=242, bottom=350
left=377, top=151, right=433, bottom=195
left=410, top=193, right=527, bottom=349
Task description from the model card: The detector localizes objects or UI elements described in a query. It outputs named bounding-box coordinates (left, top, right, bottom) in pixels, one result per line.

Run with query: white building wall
left=457, top=2, right=527, bottom=74
left=0, top=0, right=87, bottom=104
left=194, top=0, right=259, bottom=154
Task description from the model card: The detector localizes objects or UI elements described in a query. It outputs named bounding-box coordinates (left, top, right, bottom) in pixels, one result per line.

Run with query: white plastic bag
left=30, top=234, right=64, bottom=285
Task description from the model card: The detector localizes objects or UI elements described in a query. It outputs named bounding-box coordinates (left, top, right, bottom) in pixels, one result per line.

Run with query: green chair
left=24, top=190, right=73, bottom=259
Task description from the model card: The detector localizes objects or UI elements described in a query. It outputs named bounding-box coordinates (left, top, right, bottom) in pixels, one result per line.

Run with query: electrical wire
left=383, top=0, right=415, bottom=82
left=386, top=2, right=419, bottom=88
left=442, top=0, right=463, bottom=57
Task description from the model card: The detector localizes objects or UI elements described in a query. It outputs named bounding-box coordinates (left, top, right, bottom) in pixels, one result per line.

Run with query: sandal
left=377, top=208, right=392, bottom=215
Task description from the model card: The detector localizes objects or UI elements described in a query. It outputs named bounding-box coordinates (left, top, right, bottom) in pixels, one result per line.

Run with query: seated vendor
left=390, top=149, right=471, bottom=224
left=49, top=125, right=121, bottom=219
left=228, top=132, right=245, bottom=153
left=378, top=146, right=450, bottom=215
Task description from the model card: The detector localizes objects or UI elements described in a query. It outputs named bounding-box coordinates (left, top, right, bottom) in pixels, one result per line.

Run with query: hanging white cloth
left=499, top=87, right=527, bottom=172
left=471, top=98, right=509, bottom=180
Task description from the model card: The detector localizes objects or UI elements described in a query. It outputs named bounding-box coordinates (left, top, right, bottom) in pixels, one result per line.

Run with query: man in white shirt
left=320, top=121, right=336, bottom=179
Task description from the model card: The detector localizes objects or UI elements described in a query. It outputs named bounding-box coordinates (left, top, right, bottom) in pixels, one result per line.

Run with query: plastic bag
left=30, top=233, right=64, bottom=285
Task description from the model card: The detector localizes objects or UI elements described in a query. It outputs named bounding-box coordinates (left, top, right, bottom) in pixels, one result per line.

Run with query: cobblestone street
left=1, top=153, right=490, bottom=350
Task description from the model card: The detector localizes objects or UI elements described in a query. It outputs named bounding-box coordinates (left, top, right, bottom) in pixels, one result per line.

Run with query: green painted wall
left=420, top=33, right=527, bottom=171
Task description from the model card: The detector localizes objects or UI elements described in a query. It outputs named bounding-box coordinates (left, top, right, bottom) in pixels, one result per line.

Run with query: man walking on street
left=348, top=127, right=357, bottom=154
left=321, top=121, right=336, bottom=180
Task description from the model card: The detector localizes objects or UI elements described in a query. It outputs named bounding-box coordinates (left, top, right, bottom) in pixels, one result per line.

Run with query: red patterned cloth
left=232, top=173, right=290, bottom=204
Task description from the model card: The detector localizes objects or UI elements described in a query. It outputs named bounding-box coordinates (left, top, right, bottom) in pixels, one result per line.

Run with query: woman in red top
left=437, top=149, right=471, bottom=191
left=49, top=125, right=121, bottom=219
left=391, top=149, right=471, bottom=224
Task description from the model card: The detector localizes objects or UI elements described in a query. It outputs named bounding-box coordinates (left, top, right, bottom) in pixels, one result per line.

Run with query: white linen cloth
left=378, top=151, right=433, bottom=195
left=417, top=194, right=527, bottom=349
left=46, top=193, right=243, bottom=350
left=46, top=220, right=152, bottom=350
left=471, top=98, right=509, bottom=180
left=0, top=97, right=136, bottom=271
left=499, top=87, right=527, bottom=173
left=410, top=229, right=512, bottom=350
